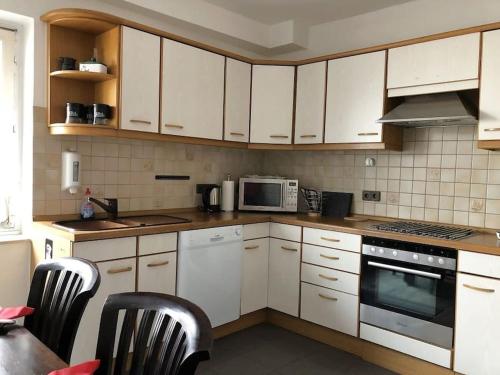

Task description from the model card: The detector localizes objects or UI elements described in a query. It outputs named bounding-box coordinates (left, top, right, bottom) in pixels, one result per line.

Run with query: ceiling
left=203, top=0, right=413, bottom=26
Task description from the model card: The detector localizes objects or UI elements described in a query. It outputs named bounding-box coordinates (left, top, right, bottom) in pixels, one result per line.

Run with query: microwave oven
left=238, top=176, right=298, bottom=212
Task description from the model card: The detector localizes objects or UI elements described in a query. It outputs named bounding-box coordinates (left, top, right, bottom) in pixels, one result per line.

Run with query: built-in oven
left=360, top=236, right=456, bottom=349
left=238, top=176, right=298, bottom=212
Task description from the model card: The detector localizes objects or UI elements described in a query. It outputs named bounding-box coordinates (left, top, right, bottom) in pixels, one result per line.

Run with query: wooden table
left=0, top=325, right=67, bottom=374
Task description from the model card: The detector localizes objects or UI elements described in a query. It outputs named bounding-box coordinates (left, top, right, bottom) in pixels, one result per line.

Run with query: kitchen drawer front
left=270, top=223, right=301, bottom=242
left=138, top=232, right=177, bottom=256
left=301, top=263, right=359, bottom=295
left=300, top=282, right=358, bottom=336
left=73, top=237, right=136, bottom=262
left=302, top=244, right=360, bottom=274
left=303, top=227, right=361, bottom=253
left=243, top=222, right=270, bottom=240
left=138, top=252, right=177, bottom=294
left=459, top=250, right=500, bottom=279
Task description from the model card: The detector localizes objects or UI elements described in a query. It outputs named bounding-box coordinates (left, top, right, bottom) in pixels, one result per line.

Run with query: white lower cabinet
left=241, top=238, right=269, bottom=315
left=454, top=273, right=500, bottom=375
left=268, top=238, right=301, bottom=316
left=300, top=282, right=358, bottom=336
left=71, top=258, right=136, bottom=364
left=137, top=252, right=177, bottom=295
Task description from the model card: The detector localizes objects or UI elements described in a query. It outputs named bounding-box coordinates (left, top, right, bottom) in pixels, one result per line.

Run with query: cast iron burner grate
left=372, top=221, right=474, bottom=240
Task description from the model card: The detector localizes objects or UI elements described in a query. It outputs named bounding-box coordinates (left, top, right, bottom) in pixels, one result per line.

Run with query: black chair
left=95, top=292, right=213, bottom=375
left=24, top=257, right=100, bottom=363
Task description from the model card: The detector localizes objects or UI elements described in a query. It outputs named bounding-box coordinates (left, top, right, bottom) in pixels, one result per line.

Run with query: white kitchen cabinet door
left=71, top=258, right=136, bottom=364
left=479, top=29, right=500, bottom=140
left=0, top=242, right=30, bottom=307
left=161, top=39, right=225, bottom=140
left=454, top=273, right=500, bottom=375
left=387, top=33, right=480, bottom=96
left=325, top=51, right=385, bottom=144
left=138, top=252, right=177, bottom=295
left=120, top=27, right=160, bottom=133
left=225, top=58, right=251, bottom=142
left=295, top=62, right=326, bottom=144
left=241, top=238, right=269, bottom=315
left=250, top=65, right=295, bottom=144
left=267, top=238, right=301, bottom=316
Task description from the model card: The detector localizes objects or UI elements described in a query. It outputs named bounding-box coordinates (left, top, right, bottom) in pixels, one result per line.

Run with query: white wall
left=0, top=240, right=31, bottom=306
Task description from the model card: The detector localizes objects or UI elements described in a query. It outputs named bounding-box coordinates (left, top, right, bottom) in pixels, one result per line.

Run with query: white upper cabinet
left=294, top=62, right=326, bottom=144
left=120, top=27, right=160, bottom=133
left=479, top=29, right=500, bottom=140
left=250, top=65, right=295, bottom=144
left=225, top=58, right=251, bottom=142
left=161, top=39, right=225, bottom=140
left=325, top=51, right=385, bottom=144
left=387, top=33, right=480, bottom=97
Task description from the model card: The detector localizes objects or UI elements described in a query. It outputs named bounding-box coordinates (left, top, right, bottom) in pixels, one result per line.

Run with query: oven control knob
left=378, top=248, right=384, bottom=254
left=428, top=256, right=434, bottom=263
left=370, top=247, right=376, bottom=253
left=438, top=258, right=445, bottom=265
left=392, top=250, right=398, bottom=257
left=412, top=254, right=419, bottom=261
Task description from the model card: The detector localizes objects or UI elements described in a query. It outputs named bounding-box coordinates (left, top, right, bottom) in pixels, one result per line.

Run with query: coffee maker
left=196, top=184, right=221, bottom=212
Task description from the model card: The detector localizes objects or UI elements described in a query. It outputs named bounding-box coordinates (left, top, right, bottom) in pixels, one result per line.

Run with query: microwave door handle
left=367, top=261, right=442, bottom=280
left=281, top=183, right=286, bottom=208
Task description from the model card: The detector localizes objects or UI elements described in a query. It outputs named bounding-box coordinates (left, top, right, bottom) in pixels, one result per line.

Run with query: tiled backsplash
left=263, top=127, right=500, bottom=230
left=33, top=107, right=263, bottom=216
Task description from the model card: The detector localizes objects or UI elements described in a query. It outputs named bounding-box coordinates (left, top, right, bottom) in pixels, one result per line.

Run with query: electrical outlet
left=362, top=190, right=381, bottom=202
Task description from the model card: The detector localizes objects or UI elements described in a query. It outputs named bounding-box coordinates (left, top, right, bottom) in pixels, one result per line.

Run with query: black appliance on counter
left=196, top=184, right=221, bottom=213
left=360, top=236, right=457, bottom=349
left=321, top=191, right=353, bottom=218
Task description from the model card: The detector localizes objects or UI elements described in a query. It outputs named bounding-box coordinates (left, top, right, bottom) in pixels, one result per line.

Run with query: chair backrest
left=24, top=257, right=100, bottom=362
left=95, top=292, right=213, bottom=375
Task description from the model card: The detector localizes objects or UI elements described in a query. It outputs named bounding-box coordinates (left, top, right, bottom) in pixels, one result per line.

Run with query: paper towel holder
left=61, top=150, right=81, bottom=194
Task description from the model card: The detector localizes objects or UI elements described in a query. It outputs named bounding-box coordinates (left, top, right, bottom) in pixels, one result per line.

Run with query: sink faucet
left=89, top=198, right=118, bottom=219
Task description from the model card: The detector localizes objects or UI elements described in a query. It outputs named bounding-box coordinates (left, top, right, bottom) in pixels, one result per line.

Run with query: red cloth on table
left=0, top=306, right=34, bottom=319
left=48, top=360, right=100, bottom=375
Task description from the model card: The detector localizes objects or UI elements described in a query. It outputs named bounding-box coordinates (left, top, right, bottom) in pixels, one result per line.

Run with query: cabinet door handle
left=358, top=132, right=379, bottom=136
left=107, top=266, right=133, bottom=274
left=230, top=132, right=244, bottom=136
left=147, top=261, right=169, bottom=268
left=319, top=274, right=338, bottom=281
left=130, top=119, right=151, bottom=125
left=281, top=246, right=298, bottom=252
left=270, top=135, right=289, bottom=139
left=318, top=293, right=338, bottom=301
left=164, top=124, right=184, bottom=129
left=320, top=236, right=340, bottom=242
left=484, top=128, right=500, bottom=132
left=463, top=283, right=495, bottom=293
left=320, top=254, right=339, bottom=260
left=300, top=134, right=317, bottom=138
left=244, top=245, right=259, bottom=250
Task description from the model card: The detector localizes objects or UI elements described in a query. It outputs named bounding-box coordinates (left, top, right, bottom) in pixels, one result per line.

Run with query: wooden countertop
left=33, top=210, right=500, bottom=256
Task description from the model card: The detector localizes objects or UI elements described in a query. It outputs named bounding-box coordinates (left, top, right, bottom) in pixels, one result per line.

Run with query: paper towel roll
left=222, top=180, right=235, bottom=212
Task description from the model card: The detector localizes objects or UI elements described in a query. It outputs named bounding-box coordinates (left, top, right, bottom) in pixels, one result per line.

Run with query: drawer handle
left=463, top=283, right=495, bottom=293
left=300, top=134, right=317, bottom=138
left=130, top=119, right=151, bottom=125
left=320, top=236, right=340, bottom=243
left=320, top=254, right=340, bottom=260
left=358, top=132, right=379, bottom=136
left=484, top=128, right=500, bottom=132
left=147, top=261, right=169, bottom=268
left=270, top=135, right=289, bottom=139
left=318, top=274, right=338, bottom=281
left=165, top=124, right=184, bottom=129
left=281, top=246, right=298, bottom=252
left=107, top=266, right=133, bottom=274
left=230, top=132, right=244, bottom=136
left=245, top=245, right=260, bottom=250
left=318, top=293, right=338, bottom=301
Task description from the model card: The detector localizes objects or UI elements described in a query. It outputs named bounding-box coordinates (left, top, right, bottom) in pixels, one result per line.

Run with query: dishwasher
left=177, top=225, right=243, bottom=327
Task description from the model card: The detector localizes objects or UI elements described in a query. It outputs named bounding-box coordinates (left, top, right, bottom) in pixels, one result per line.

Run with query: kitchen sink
left=53, top=215, right=191, bottom=232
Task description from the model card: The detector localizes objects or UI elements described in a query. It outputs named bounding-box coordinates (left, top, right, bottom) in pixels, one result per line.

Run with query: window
left=0, top=28, right=21, bottom=234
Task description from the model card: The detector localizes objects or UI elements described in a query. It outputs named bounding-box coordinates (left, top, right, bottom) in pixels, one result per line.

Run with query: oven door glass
left=360, top=255, right=455, bottom=327
left=243, top=182, right=282, bottom=207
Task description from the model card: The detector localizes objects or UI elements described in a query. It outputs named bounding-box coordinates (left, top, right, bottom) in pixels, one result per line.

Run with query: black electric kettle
left=196, top=184, right=221, bottom=212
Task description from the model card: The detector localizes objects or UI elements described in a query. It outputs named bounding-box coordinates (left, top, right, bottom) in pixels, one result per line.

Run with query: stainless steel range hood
left=377, top=92, right=478, bottom=127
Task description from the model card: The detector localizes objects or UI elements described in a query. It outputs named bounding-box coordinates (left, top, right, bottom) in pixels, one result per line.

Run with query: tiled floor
left=196, top=324, right=395, bottom=375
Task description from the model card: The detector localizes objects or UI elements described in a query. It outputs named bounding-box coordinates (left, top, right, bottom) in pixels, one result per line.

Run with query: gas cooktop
left=372, top=221, right=474, bottom=240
